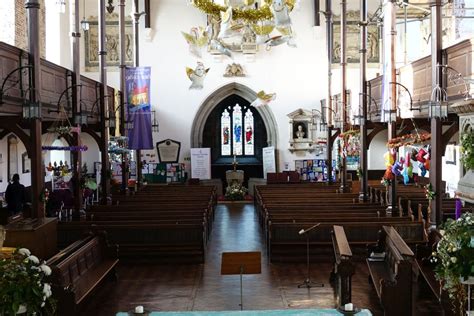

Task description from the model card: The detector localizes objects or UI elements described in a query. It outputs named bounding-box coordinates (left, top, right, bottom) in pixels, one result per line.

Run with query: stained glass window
left=221, top=109, right=231, bottom=156
left=232, top=104, right=243, bottom=156
left=220, top=104, right=255, bottom=157
left=244, top=109, right=254, bottom=155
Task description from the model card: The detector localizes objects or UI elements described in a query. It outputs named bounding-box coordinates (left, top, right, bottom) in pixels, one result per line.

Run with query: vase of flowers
left=225, top=183, right=247, bottom=201
left=0, top=248, right=56, bottom=315
left=432, top=212, right=474, bottom=315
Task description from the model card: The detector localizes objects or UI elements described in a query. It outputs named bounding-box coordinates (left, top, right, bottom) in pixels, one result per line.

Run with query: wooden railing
left=368, top=38, right=474, bottom=120
left=0, top=41, right=116, bottom=123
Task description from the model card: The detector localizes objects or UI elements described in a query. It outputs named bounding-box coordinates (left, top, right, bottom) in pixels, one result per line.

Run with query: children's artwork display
left=295, top=159, right=336, bottom=182
left=143, top=163, right=186, bottom=184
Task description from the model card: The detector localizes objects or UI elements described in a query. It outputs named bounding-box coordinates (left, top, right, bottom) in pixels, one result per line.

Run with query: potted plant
left=0, top=248, right=56, bottom=315
left=225, top=183, right=247, bottom=201
left=432, top=212, right=474, bottom=314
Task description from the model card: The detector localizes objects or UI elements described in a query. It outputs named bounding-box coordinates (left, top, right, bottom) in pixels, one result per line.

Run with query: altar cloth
left=117, top=309, right=372, bottom=316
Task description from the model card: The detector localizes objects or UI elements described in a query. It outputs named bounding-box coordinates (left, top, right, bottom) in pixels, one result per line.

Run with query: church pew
left=58, top=221, right=207, bottom=263
left=366, top=226, right=417, bottom=316
left=47, top=231, right=119, bottom=315
left=267, top=221, right=426, bottom=262
left=331, top=225, right=355, bottom=307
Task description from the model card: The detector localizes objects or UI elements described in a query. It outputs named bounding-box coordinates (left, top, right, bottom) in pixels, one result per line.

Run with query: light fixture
left=429, top=84, right=448, bottom=118
left=74, top=112, right=88, bottom=125
left=107, top=115, right=116, bottom=129
left=23, top=101, right=40, bottom=119
left=107, top=0, right=115, bottom=14
left=152, top=110, right=159, bottom=133
left=125, top=120, right=134, bottom=130
left=81, top=0, right=89, bottom=31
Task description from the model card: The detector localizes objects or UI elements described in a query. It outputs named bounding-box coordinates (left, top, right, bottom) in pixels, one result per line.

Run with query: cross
left=232, top=154, right=238, bottom=171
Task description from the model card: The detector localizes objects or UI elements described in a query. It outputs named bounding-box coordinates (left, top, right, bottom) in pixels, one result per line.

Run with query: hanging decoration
left=181, top=27, right=209, bottom=58
left=185, top=0, right=297, bottom=59
left=186, top=62, right=210, bottom=90
left=250, top=90, right=276, bottom=107
left=42, top=145, right=88, bottom=151
left=386, top=132, right=431, bottom=149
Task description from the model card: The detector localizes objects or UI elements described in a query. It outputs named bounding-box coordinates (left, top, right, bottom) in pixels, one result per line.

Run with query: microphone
left=299, top=223, right=321, bottom=235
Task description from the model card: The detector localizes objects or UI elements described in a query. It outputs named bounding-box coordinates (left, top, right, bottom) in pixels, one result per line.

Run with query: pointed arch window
left=220, top=103, right=255, bottom=156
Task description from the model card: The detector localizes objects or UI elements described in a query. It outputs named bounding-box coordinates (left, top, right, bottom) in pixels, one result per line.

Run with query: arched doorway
left=191, top=83, right=278, bottom=185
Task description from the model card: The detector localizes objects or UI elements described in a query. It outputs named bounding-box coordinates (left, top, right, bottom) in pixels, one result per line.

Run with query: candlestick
left=344, top=303, right=353, bottom=311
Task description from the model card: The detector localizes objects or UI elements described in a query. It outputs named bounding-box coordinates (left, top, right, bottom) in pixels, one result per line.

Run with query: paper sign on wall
left=262, top=146, right=276, bottom=179
left=190, top=148, right=211, bottom=180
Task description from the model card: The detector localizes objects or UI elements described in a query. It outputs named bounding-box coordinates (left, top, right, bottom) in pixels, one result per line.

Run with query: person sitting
left=5, top=174, right=26, bottom=216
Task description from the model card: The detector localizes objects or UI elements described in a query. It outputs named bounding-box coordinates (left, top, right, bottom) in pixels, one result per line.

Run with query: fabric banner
left=125, top=67, right=153, bottom=150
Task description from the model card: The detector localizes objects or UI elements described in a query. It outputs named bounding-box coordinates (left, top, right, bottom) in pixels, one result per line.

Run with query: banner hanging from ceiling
left=125, top=66, right=153, bottom=150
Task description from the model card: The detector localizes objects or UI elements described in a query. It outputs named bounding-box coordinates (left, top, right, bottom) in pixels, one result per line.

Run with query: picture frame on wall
left=332, top=11, right=380, bottom=65
left=22, top=152, right=30, bottom=174
left=84, top=14, right=134, bottom=72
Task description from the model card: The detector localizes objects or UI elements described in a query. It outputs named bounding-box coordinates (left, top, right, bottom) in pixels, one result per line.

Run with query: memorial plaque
left=156, top=139, right=181, bottom=163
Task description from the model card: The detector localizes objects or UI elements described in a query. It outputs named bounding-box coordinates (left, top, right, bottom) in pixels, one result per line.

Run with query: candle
left=344, top=303, right=353, bottom=311
left=233, top=154, right=236, bottom=163
left=135, top=306, right=144, bottom=314
left=455, top=198, right=462, bottom=220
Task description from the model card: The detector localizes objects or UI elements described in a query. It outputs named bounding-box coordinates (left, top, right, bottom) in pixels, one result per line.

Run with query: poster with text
left=190, top=148, right=211, bottom=180
left=126, top=66, right=153, bottom=150
left=262, top=146, right=276, bottom=179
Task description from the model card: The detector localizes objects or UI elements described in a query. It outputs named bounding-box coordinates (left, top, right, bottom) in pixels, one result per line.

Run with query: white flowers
left=43, top=283, right=52, bottom=298
left=451, top=257, right=457, bottom=263
left=39, top=264, right=52, bottom=276
left=27, top=255, right=40, bottom=264
left=18, top=248, right=31, bottom=256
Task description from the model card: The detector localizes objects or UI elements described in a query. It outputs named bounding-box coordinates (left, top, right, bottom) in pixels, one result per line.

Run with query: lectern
left=221, top=251, right=261, bottom=310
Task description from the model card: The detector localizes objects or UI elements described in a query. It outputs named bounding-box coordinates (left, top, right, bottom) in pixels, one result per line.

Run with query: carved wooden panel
left=0, top=42, right=28, bottom=106
left=445, top=39, right=474, bottom=100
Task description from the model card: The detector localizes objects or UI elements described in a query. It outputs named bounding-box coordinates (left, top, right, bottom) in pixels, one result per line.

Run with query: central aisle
left=191, top=203, right=340, bottom=311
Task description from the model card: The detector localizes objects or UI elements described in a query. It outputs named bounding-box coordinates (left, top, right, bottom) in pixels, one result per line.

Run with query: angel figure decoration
left=186, top=62, right=210, bottom=90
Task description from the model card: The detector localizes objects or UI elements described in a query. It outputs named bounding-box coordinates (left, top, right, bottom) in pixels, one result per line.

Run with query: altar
left=116, top=309, right=373, bottom=316
left=225, top=170, right=244, bottom=186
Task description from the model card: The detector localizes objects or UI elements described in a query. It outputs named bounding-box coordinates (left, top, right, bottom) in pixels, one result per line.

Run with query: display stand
left=221, top=251, right=261, bottom=310
left=297, top=223, right=324, bottom=289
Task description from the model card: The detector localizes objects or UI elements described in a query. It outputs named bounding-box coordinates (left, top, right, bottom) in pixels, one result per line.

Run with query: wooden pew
left=331, top=225, right=355, bottom=307
left=268, top=221, right=426, bottom=262
left=366, top=226, right=417, bottom=316
left=58, top=221, right=207, bottom=263
left=47, top=231, right=119, bottom=315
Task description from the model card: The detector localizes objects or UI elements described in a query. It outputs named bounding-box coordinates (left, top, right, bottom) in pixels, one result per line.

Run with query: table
left=117, top=309, right=373, bottom=316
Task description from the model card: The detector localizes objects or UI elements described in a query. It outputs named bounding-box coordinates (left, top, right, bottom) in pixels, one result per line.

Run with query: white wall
left=368, top=129, right=388, bottom=170
left=0, top=134, right=31, bottom=193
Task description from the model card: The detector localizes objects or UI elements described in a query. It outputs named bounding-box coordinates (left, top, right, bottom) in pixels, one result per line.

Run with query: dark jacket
left=5, top=181, right=26, bottom=214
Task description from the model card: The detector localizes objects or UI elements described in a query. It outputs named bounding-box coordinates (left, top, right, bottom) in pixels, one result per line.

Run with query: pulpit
left=226, top=170, right=244, bottom=186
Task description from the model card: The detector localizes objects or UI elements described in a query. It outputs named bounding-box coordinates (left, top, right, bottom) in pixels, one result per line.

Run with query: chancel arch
left=191, top=83, right=278, bottom=184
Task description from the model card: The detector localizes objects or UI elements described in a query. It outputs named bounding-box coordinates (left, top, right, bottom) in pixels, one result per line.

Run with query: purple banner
left=126, top=67, right=153, bottom=150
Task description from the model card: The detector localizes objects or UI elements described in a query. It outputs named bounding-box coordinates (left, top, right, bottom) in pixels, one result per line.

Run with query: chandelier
left=185, top=0, right=298, bottom=59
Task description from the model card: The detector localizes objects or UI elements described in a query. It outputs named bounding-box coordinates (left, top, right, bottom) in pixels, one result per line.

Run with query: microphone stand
left=297, top=223, right=324, bottom=289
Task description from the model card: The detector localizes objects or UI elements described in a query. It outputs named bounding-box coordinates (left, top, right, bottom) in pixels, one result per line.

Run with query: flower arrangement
left=225, top=183, right=247, bottom=201
left=424, top=183, right=436, bottom=200
left=0, top=248, right=56, bottom=315
left=460, top=131, right=474, bottom=171
left=432, top=212, right=474, bottom=313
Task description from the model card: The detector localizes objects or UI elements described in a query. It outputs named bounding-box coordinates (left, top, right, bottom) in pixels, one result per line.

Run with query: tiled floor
left=80, top=204, right=442, bottom=316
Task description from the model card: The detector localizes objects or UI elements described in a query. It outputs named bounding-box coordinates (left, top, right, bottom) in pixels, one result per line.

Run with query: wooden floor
left=80, top=204, right=442, bottom=316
